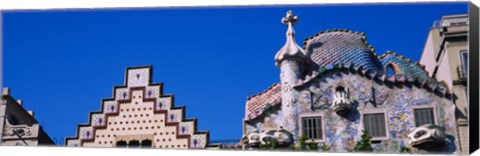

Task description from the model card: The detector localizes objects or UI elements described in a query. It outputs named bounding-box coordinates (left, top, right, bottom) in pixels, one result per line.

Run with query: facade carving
left=0, top=88, right=55, bottom=146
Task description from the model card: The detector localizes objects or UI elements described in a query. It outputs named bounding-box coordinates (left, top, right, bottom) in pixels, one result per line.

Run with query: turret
left=274, top=10, right=308, bottom=141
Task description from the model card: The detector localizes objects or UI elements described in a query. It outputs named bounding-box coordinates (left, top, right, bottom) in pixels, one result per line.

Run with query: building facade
left=241, top=11, right=459, bottom=154
left=0, top=88, right=55, bottom=146
left=65, top=66, right=218, bottom=149
left=419, top=14, right=469, bottom=154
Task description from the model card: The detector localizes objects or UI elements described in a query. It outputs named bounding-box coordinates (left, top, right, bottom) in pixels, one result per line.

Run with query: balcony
left=454, top=65, right=467, bottom=85
left=408, top=124, right=447, bottom=149
left=332, top=87, right=351, bottom=116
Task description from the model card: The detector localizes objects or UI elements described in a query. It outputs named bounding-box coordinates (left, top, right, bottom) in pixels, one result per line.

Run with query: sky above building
left=2, top=2, right=468, bottom=145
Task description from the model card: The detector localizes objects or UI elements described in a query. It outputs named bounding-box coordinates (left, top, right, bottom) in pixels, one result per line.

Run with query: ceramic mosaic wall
left=245, top=70, right=458, bottom=153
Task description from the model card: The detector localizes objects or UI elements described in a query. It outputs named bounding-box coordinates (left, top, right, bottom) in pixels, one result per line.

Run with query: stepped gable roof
left=244, top=83, right=281, bottom=121
left=64, top=66, right=217, bottom=149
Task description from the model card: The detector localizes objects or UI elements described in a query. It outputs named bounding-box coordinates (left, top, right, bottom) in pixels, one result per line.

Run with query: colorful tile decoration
left=245, top=30, right=458, bottom=154
left=66, top=66, right=213, bottom=148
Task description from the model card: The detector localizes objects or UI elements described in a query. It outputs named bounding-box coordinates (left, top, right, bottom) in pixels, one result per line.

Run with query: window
left=414, top=108, right=435, bottom=127
left=460, top=50, right=468, bottom=78
left=128, top=140, right=140, bottom=148
left=301, top=116, right=323, bottom=140
left=116, top=140, right=127, bottom=148
left=385, top=63, right=400, bottom=76
left=141, top=139, right=152, bottom=148
left=363, top=113, right=387, bottom=138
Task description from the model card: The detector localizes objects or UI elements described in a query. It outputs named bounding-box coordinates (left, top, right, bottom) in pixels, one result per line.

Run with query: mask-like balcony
left=241, top=128, right=292, bottom=148
left=243, top=132, right=261, bottom=147
left=332, top=87, right=351, bottom=116
left=408, top=124, right=447, bottom=149
left=273, top=129, right=292, bottom=146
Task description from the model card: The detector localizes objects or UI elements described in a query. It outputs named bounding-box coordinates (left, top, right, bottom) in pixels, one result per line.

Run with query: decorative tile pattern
left=103, top=101, right=117, bottom=113
left=127, top=68, right=150, bottom=87
left=66, top=66, right=215, bottom=149
left=91, top=114, right=105, bottom=127
left=190, top=134, right=206, bottom=148
left=145, top=86, right=160, bottom=99
left=304, top=31, right=383, bottom=73
left=67, top=140, right=80, bottom=147
left=115, top=88, right=129, bottom=100
left=156, top=97, right=171, bottom=111
left=168, top=109, right=182, bottom=123
left=79, top=127, right=93, bottom=139
left=179, top=122, right=193, bottom=135
left=245, top=83, right=282, bottom=121
left=379, top=54, right=447, bottom=90
left=245, top=71, right=458, bottom=153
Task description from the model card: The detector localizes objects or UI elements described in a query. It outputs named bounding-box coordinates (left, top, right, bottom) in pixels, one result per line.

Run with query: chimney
left=28, top=111, right=34, bottom=117
left=2, top=87, right=10, bottom=96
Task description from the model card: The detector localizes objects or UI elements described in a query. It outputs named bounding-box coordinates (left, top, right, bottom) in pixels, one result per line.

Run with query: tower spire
left=274, top=10, right=308, bottom=67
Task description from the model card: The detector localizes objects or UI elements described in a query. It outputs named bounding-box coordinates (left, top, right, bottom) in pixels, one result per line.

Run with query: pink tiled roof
left=245, top=83, right=282, bottom=121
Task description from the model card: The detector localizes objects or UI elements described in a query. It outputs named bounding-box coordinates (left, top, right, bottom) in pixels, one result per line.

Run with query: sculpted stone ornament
left=274, top=10, right=308, bottom=67
left=408, top=124, right=447, bottom=149
left=4, top=126, right=32, bottom=137
left=3, top=120, right=33, bottom=137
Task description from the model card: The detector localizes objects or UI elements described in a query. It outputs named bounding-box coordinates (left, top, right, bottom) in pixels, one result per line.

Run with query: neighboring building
left=419, top=14, right=469, bottom=154
left=0, top=88, right=55, bottom=146
left=241, top=11, right=459, bottom=154
left=65, top=66, right=218, bottom=149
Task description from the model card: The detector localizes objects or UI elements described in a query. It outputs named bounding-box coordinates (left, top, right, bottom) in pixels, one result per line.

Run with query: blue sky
left=2, top=2, right=468, bottom=145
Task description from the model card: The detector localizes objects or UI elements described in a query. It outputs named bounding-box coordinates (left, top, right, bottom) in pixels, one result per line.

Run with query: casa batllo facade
left=242, top=11, right=460, bottom=154
left=66, top=66, right=218, bottom=149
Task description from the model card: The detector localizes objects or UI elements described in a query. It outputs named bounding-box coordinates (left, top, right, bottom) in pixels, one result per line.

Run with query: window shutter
left=301, top=116, right=323, bottom=140
left=364, top=113, right=386, bottom=137
left=414, top=108, right=434, bottom=127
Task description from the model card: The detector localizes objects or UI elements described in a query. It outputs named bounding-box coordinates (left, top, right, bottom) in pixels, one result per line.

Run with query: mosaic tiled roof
left=303, top=30, right=383, bottom=73
left=378, top=51, right=448, bottom=92
left=245, top=83, right=281, bottom=121
left=244, top=29, right=451, bottom=121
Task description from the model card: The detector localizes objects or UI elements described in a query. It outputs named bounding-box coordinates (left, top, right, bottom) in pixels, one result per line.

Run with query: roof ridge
left=294, top=62, right=451, bottom=97
left=302, top=29, right=379, bottom=62
left=377, top=50, right=429, bottom=74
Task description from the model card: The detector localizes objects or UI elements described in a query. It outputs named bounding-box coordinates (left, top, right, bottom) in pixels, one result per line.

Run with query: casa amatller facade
left=241, top=11, right=460, bottom=154
left=65, top=66, right=218, bottom=149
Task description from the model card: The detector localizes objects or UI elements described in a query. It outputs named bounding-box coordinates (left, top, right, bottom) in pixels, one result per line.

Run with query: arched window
left=128, top=140, right=140, bottom=148
left=116, top=140, right=127, bottom=148
left=385, top=63, right=400, bottom=76
left=141, top=139, right=152, bottom=148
